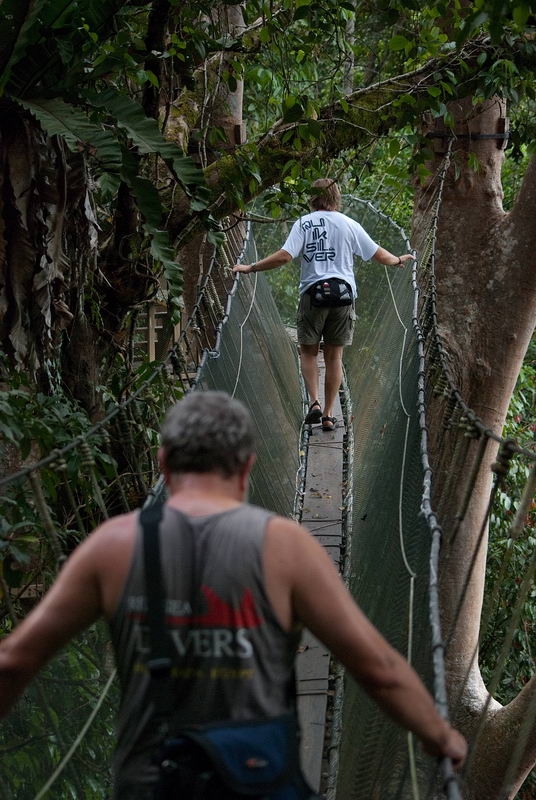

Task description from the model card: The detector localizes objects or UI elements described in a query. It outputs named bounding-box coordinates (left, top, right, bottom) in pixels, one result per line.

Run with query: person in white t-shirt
left=233, top=179, right=414, bottom=430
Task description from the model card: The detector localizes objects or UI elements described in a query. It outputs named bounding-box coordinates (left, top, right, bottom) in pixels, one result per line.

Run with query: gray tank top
left=109, top=503, right=301, bottom=797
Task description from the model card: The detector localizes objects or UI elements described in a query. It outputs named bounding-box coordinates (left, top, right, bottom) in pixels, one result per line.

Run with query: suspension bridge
left=0, top=168, right=534, bottom=799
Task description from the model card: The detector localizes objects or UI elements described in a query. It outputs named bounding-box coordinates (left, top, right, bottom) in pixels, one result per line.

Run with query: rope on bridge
left=412, top=140, right=463, bottom=800
left=411, top=140, right=536, bottom=800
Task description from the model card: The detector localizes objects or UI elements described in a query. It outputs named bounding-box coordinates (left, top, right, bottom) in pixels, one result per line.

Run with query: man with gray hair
left=233, top=179, right=414, bottom=430
left=159, top=390, right=256, bottom=477
left=0, top=391, right=465, bottom=799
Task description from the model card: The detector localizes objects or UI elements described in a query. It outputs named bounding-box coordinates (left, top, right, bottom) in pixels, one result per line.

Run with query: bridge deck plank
left=296, top=352, right=344, bottom=793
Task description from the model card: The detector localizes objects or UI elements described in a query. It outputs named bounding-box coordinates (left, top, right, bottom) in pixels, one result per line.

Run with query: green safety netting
left=240, top=200, right=446, bottom=798
left=336, top=199, right=441, bottom=798
left=195, top=265, right=303, bottom=516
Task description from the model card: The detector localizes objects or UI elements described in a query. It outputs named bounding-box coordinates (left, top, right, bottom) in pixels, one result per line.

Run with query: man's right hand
left=423, top=724, right=467, bottom=769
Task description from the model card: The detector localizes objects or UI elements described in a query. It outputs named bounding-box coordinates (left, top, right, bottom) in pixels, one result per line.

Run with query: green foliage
left=86, top=89, right=206, bottom=193
left=0, top=622, right=118, bottom=798
left=18, top=96, right=123, bottom=173
left=3, top=1, right=536, bottom=338
left=0, top=0, right=215, bottom=321
left=344, top=136, right=415, bottom=231
left=455, top=0, right=536, bottom=44
left=0, top=380, right=112, bottom=588
left=0, top=0, right=128, bottom=96
left=0, top=351, right=180, bottom=600
left=238, top=0, right=536, bottom=242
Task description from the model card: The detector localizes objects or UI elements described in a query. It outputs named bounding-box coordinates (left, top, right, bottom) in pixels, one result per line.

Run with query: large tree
left=414, top=95, right=536, bottom=798
left=1, top=0, right=535, bottom=796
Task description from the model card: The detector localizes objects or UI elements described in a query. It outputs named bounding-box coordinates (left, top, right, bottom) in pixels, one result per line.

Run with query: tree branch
left=466, top=675, right=536, bottom=799
left=166, top=35, right=536, bottom=247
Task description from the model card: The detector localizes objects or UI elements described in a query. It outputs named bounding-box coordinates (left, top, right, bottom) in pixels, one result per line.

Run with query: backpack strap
left=140, top=502, right=171, bottom=678
left=140, top=501, right=178, bottom=739
left=140, top=503, right=199, bottom=733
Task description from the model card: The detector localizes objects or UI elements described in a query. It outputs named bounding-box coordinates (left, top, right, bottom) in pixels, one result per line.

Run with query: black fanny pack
left=308, top=278, right=353, bottom=307
left=153, top=713, right=317, bottom=799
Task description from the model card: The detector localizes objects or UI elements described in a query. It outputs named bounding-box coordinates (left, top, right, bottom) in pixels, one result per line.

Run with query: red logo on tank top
left=167, top=586, right=261, bottom=629
left=129, top=587, right=262, bottom=629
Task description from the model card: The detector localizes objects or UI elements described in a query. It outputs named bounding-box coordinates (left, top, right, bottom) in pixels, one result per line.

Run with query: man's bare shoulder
left=77, top=510, right=138, bottom=560
left=264, top=515, right=329, bottom=565
left=93, top=510, right=138, bottom=536
left=265, top=515, right=305, bottom=544
left=266, top=515, right=323, bottom=543
left=265, top=515, right=301, bottom=533
left=66, top=510, right=139, bottom=618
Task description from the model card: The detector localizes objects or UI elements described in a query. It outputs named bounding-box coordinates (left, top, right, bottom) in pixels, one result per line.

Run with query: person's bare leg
left=299, top=343, right=320, bottom=406
left=322, top=344, right=344, bottom=418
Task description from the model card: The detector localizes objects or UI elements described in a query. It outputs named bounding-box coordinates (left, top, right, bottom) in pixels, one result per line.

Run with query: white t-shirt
left=281, top=210, right=378, bottom=297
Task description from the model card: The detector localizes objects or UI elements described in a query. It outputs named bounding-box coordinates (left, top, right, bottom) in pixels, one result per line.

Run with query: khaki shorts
left=297, top=291, right=356, bottom=346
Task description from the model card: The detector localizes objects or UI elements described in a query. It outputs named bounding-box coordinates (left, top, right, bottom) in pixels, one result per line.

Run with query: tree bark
left=0, top=105, right=104, bottom=411
left=413, top=97, right=536, bottom=799
left=179, top=3, right=246, bottom=322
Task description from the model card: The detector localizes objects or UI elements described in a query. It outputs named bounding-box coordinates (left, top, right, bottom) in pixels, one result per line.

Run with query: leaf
left=0, top=0, right=51, bottom=94
left=86, top=89, right=205, bottom=191
left=1, top=0, right=130, bottom=97
left=126, top=175, right=164, bottom=228
left=389, top=35, right=410, bottom=52
left=144, top=226, right=183, bottom=319
left=282, top=96, right=304, bottom=123
left=136, top=69, right=159, bottom=88
left=294, top=7, right=311, bottom=20
left=119, top=137, right=182, bottom=299
left=513, top=4, right=530, bottom=27
left=17, top=97, right=122, bottom=173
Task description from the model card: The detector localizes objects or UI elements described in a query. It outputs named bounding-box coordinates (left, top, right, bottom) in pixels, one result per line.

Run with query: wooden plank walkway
left=296, top=352, right=345, bottom=793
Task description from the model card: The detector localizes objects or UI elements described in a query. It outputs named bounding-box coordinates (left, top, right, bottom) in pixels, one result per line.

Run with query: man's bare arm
left=233, top=248, right=292, bottom=274
left=266, top=519, right=467, bottom=766
left=0, top=526, right=109, bottom=717
left=372, top=246, right=414, bottom=267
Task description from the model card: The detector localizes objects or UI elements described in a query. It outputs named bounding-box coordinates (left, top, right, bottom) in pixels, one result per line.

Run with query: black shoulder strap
left=140, top=503, right=200, bottom=734
left=140, top=502, right=171, bottom=677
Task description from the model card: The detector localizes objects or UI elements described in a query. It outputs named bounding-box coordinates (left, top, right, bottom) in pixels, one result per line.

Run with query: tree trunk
left=0, top=105, right=105, bottom=414
left=179, top=3, right=246, bottom=321
left=413, top=97, right=536, bottom=798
